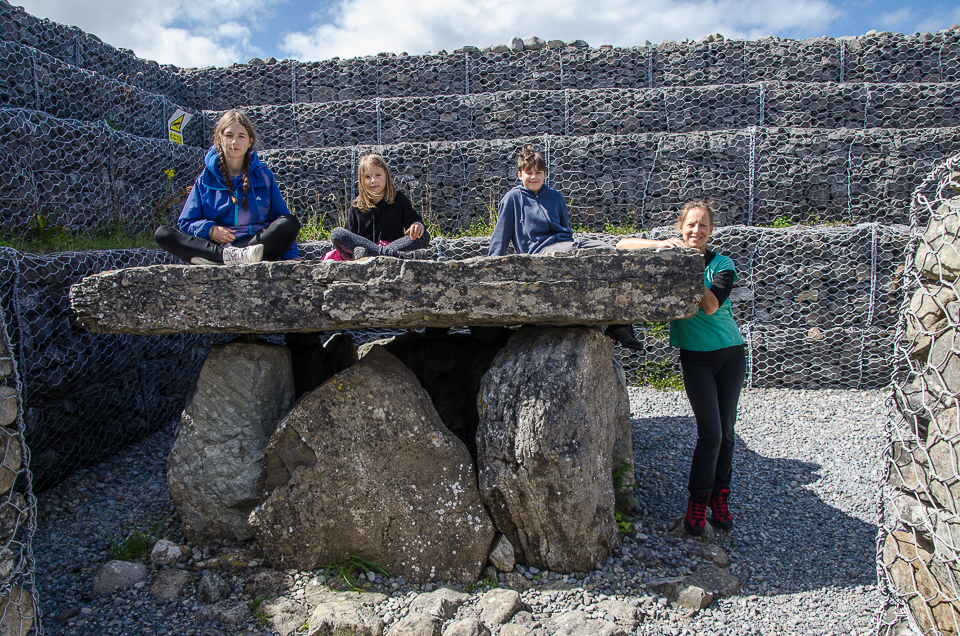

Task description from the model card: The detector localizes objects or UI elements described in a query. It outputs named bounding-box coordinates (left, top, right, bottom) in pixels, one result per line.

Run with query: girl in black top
left=329, top=154, right=431, bottom=260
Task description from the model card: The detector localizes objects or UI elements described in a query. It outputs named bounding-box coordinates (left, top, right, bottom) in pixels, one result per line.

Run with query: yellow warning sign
left=167, top=109, right=194, bottom=145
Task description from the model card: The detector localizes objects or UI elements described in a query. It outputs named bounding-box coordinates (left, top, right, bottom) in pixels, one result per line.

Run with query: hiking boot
left=398, top=248, right=433, bottom=260
left=606, top=324, right=643, bottom=350
left=684, top=493, right=709, bottom=536
left=709, top=488, right=734, bottom=530
left=222, top=244, right=264, bottom=265
left=353, top=246, right=373, bottom=260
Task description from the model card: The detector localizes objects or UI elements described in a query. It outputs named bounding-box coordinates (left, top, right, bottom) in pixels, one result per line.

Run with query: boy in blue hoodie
left=155, top=110, right=300, bottom=265
left=488, top=145, right=642, bottom=350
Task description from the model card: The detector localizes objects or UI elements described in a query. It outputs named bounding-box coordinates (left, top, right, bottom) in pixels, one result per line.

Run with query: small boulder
left=90, top=560, right=147, bottom=596
left=442, top=617, right=490, bottom=636
left=676, top=584, right=713, bottom=612
left=150, top=569, right=192, bottom=600
left=546, top=40, right=565, bottom=49
left=476, top=588, right=521, bottom=625
left=689, top=543, right=729, bottom=567
left=197, top=570, right=233, bottom=604
left=168, top=342, right=295, bottom=542
left=250, top=346, right=494, bottom=583
left=522, top=36, right=545, bottom=50
left=0, top=585, right=34, bottom=635
left=407, top=587, right=469, bottom=619
left=244, top=569, right=294, bottom=598
left=489, top=44, right=510, bottom=53
left=386, top=613, right=443, bottom=636
left=262, top=597, right=309, bottom=636
left=509, top=37, right=524, bottom=52
left=540, top=610, right=627, bottom=636
left=565, top=39, right=589, bottom=48
left=501, top=571, right=532, bottom=591
left=594, top=600, right=639, bottom=629
left=692, top=563, right=741, bottom=597
left=308, top=600, right=383, bottom=636
left=0, top=387, right=17, bottom=427
left=150, top=539, right=185, bottom=566
left=487, top=534, right=516, bottom=572
left=195, top=600, right=252, bottom=625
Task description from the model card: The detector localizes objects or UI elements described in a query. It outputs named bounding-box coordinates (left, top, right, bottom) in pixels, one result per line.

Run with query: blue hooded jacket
left=176, top=147, right=299, bottom=259
left=488, top=185, right=574, bottom=256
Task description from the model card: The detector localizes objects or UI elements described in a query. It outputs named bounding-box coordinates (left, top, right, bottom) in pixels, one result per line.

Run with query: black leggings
left=155, top=216, right=301, bottom=263
left=330, top=227, right=431, bottom=258
left=681, top=347, right=746, bottom=496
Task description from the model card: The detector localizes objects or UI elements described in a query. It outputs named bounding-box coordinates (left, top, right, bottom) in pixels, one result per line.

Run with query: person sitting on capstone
left=487, top=144, right=643, bottom=351
left=155, top=109, right=301, bottom=265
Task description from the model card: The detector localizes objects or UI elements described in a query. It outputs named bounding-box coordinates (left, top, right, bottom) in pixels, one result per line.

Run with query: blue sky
left=15, top=0, right=960, bottom=68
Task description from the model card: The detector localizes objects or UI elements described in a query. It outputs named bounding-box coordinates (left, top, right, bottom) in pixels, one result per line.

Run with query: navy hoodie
left=488, top=185, right=574, bottom=256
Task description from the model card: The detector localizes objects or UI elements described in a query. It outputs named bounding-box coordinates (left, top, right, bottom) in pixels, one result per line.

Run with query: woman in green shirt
left=618, top=200, right=745, bottom=536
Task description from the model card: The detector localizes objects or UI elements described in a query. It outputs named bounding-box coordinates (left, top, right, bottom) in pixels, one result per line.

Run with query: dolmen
left=70, top=250, right=703, bottom=584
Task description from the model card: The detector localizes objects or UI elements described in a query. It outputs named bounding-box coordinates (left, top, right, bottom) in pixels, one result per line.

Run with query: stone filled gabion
left=883, top=153, right=960, bottom=633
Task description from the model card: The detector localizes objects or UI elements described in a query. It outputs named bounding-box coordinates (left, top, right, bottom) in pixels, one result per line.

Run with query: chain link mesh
left=881, top=153, right=960, bottom=634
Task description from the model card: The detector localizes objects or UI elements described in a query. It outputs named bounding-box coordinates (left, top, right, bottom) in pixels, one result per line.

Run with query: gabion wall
left=882, top=154, right=960, bottom=633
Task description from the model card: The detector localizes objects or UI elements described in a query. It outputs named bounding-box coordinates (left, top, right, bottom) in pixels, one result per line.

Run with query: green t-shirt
left=670, top=252, right=745, bottom=351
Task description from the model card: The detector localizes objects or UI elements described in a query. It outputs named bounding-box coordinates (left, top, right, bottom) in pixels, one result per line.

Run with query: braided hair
left=213, top=110, right=257, bottom=210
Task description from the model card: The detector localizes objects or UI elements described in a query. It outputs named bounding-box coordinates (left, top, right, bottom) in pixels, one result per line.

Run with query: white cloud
left=281, top=0, right=844, bottom=61
left=877, top=7, right=915, bottom=30
left=16, top=0, right=279, bottom=66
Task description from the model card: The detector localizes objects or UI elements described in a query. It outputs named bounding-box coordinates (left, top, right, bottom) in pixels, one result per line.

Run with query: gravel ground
left=34, top=386, right=886, bottom=635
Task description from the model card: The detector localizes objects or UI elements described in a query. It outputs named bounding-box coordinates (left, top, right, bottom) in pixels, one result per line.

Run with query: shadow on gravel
left=632, top=415, right=878, bottom=596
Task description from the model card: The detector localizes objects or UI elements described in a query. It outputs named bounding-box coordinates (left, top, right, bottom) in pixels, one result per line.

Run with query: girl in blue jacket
left=155, top=110, right=300, bottom=264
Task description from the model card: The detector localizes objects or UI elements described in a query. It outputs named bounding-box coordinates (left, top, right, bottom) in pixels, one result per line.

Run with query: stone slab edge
left=69, top=250, right=703, bottom=335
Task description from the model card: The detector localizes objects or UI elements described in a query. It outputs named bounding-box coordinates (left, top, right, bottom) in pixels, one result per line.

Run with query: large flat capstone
left=69, top=249, right=703, bottom=335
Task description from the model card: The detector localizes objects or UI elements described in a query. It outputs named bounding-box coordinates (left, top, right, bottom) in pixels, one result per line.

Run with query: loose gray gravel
left=34, top=387, right=886, bottom=635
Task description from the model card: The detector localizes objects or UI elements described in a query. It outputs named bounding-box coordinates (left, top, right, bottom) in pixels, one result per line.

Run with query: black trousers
left=329, top=227, right=431, bottom=258
left=155, top=216, right=301, bottom=263
left=681, top=347, right=746, bottom=496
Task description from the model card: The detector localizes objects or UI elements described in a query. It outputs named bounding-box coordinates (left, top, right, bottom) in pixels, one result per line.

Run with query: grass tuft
left=321, top=554, right=389, bottom=591
left=107, top=529, right=157, bottom=562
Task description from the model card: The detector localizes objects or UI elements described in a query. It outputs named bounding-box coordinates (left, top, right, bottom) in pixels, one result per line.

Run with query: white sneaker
left=190, top=257, right=219, bottom=266
left=222, top=244, right=264, bottom=265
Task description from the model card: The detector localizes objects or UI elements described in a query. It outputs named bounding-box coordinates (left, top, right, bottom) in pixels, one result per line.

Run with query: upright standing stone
left=249, top=346, right=494, bottom=584
left=477, top=327, right=621, bottom=573
left=168, top=342, right=295, bottom=542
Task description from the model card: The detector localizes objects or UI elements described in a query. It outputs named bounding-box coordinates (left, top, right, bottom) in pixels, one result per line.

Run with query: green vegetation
left=465, top=574, right=498, bottom=593
left=615, top=509, right=634, bottom=534
left=454, top=205, right=499, bottom=238
left=767, top=214, right=850, bottom=228
left=247, top=595, right=271, bottom=626
left=298, top=210, right=336, bottom=242
left=639, top=360, right=684, bottom=391
left=107, top=527, right=158, bottom=562
left=321, top=553, right=389, bottom=592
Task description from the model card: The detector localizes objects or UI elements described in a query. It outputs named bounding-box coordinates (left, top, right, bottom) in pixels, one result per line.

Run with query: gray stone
left=195, top=600, right=253, bottom=625
left=546, top=40, right=565, bottom=49
left=905, top=283, right=958, bottom=359
left=883, top=531, right=959, bottom=635
left=442, top=617, right=490, bottom=636
left=489, top=44, right=509, bottom=53
left=508, top=37, right=524, bottom=52
left=197, top=570, right=232, bottom=604
left=540, top=610, right=627, bottom=636
left=0, top=427, right=22, bottom=495
left=915, top=201, right=960, bottom=282
left=167, top=342, right=294, bottom=542
left=250, top=346, right=494, bottom=583
left=565, top=40, right=589, bottom=48
left=70, top=251, right=702, bottom=335
left=149, top=569, right=192, bottom=600
left=500, top=571, right=532, bottom=591
left=611, top=359, right=636, bottom=512
left=498, top=626, right=534, bottom=636
left=487, top=534, right=516, bottom=571
left=676, top=584, right=714, bottom=612
left=0, top=358, right=11, bottom=380
left=693, top=562, right=742, bottom=596
left=386, top=614, right=443, bottom=636
left=477, top=327, right=621, bottom=572
left=90, top=560, right=147, bottom=595
left=476, top=588, right=521, bottom=625
left=303, top=581, right=387, bottom=608
left=521, top=36, right=545, bottom=50
left=244, top=569, right=295, bottom=598
left=0, top=585, right=34, bottom=636
left=594, top=600, right=639, bottom=629
left=0, top=493, right=25, bottom=541
left=689, top=543, right=729, bottom=567
left=150, top=539, right=185, bottom=566
left=0, top=387, right=18, bottom=427
left=406, top=587, right=469, bottom=619
left=308, top=600, right=383, bottom=636
left=262, top=597, right=309, bottom=636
